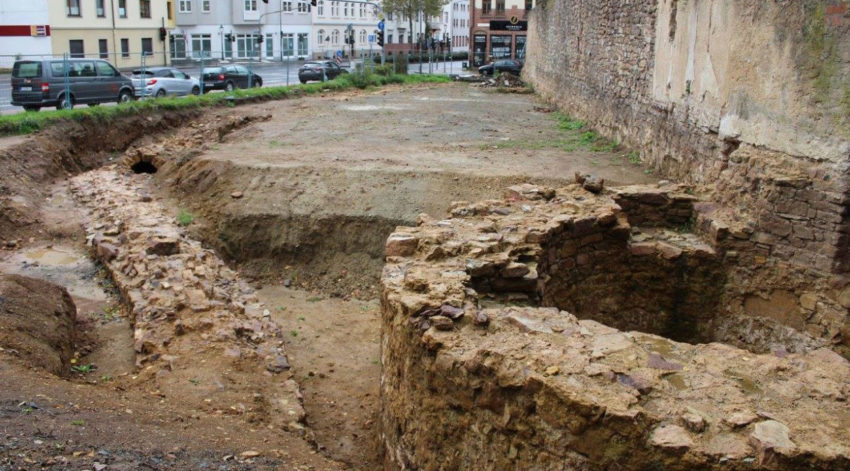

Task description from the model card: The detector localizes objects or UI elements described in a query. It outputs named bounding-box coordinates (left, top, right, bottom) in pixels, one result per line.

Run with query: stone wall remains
left=523, top=0, right=850, bottom=350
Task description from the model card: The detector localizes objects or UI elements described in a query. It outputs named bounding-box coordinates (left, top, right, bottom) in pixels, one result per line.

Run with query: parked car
left=131, top=67, right=200, bottom=98
left=298, top=61, right=348, bottom=83
left=201, top=66, right=262, bottom=92
left=478, top=59, right=523, bottom=76
left=11, top=58, right=134, bottom=111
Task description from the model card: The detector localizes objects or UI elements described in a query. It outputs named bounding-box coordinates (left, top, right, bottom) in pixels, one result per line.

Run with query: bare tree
left=382, top=0, right=446, bottom=46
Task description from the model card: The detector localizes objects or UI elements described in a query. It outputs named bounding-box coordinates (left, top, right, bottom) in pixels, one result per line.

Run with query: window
left=141, top=37, right=153, bottom=55
left=121, top=38, right=130, bottom=57
left=317, top=0, right=324, bottom=16
left=490, top=34, right=511, bottom=58
left=387, top=33, right=393, bottom=44
left=359, top=29, right=366, bottom=44
left=169, top=34, right=186, bottom=58
left=202, top=0, right=210, bottom=11
left=282, top=33, right=294, bottom=56
left=317, top=29, right=325, bottom=44
left=331, top=1, right=338, bottom=16
left=178, top=0, right=191, bottom=12
left=69, top=39, right=84, bottom=57
left=191, top=34, right=211, bottom=58
left=515, top=35, right=526, bottom=59
left=297, top=33, right=308, bottom=55
left=167, top=1, right=172, bottom=19
left=297, top=1, right=308, bottom=13
left=482, top=0, right=490, bottom=15
left=525, top=0, right=532, bottom=10
left=235, top=34, right=259, bottom=58
left=67, top=0, right=81, bottom=16
left=281, top=1, right=292, bottom=11
left=119, top=0, right=127, bottom=17
left=99, top=39, right=108, bottom=58
left=96, top=61, right=118, bottom=76
left=244, top=0, right=257, bottom=11
left=343, top=2, right=348, bottom=16
left=140, top=0, right=151, bottom=18
left=331, top=29, right=339, bottom=44
left=96, top=0, right=106, bottom=17
left=265, top=34, right=273, bottom=57
left=495, top=0, right=504, bottom=14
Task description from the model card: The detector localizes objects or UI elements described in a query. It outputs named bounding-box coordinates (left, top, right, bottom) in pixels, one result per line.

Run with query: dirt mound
left=0, top=274, right=76, bottom=375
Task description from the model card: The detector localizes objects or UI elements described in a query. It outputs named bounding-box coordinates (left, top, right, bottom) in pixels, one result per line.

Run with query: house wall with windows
left=0, top=0, right=52, bottom=67
left=438, top=0, right=469, bottom=53
left=175, top=0, right=312, bottom=62
left=49, top=0, right=172, bottom=68
left=312, top=0, right=382, bottom=59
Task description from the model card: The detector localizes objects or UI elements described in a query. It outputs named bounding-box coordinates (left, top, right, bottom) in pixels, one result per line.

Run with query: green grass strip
left=0, top=73, right=450, bottom=137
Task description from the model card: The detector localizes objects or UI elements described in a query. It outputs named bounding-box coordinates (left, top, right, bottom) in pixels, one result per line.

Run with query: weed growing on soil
left=70, top=420, right=85, bottom=426
left=72, top=364, right=95, bottom=373
left=0, top=74, right=451, bottom=136
left=627, top=151, right=642, bottom=164
left=176, top=209, right=195, bottom=227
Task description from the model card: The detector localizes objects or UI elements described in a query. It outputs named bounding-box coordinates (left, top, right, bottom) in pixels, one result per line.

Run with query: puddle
left=0, top=244, right=106, bottom=301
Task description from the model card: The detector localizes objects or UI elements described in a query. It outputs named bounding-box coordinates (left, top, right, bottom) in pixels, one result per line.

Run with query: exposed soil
left=0, top=82, right=657, bottom=470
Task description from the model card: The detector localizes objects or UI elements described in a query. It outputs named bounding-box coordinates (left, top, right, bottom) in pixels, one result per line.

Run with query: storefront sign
left=490, top=18, right=527, bottom=31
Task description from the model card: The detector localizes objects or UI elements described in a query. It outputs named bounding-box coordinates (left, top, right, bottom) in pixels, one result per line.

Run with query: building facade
left=437, top=0, right=468, bottom=53
left=0, top=1, right=52, bottom=67
left=312, top=0, right=381, bottom=59
left=49, top=0, right=174, bottom=68
left=469, top=0, right=532, bottom=66
left=174, top=0, right=312, bottom=62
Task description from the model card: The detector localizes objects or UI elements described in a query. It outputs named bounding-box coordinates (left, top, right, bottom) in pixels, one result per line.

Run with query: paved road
left=0, top=59, right=468, bottom=115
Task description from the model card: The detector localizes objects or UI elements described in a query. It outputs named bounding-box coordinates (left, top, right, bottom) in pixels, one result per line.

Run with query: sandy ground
left=0, top=82, right=658, bottom=470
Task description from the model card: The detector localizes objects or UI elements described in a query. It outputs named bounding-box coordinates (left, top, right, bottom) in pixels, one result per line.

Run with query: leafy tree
left=382, top=0, right=446, bottom=46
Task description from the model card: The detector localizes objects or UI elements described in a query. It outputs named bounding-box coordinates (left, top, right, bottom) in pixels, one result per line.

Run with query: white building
left=442, top=0, right=469, bottom=53
left=174, top=0, right=312, bottom=62
left=311, top=0, right=382, bottom=59
left=0, top=0, right=52, bottom=67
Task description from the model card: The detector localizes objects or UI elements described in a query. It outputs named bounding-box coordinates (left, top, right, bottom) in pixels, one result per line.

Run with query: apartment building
left=469, top=0, right=532, bottom=66
left=174, top=0, right=311, bottom=61
left=0, top=1, right=52, bottom=67
left=437, top=0, right=469, bottom=53
left=312, top=0, right=382, bottom=59
left=50, top=0, right=175, bottom=68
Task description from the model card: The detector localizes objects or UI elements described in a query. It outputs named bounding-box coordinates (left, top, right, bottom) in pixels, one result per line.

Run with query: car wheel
left=191, top=86, right=200, bottom=95
left=225, top=81, right=234, bottom=92
left=56, top=94, right=73, bottom=110
left=22, top=105, right=40, bottom=112
left=300, top=78, right=307, bottom=84
left=155, top=89, right=166, bottom=98
left=118, top=90, right=133, bottom=104
left=252, top=78, right=262, bottom=88
left=88, top=103, right=100, bottom=107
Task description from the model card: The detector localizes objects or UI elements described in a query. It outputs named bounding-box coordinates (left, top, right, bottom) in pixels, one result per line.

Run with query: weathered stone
left=97, top=242, right=119, bottom=262
left=385, top=233, right=418, bottom=258
left=650, top=424, right=694, bottom=450
left=430, top=315, right=454, bottom=331
left=147, top=236, right=180, bottom=256
left=749, top=420, right=796, bottom=462
left=681, top=412, right=706, bottom=433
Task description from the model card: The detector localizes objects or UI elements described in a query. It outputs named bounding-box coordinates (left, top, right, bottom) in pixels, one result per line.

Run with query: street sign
left=377, top=19, right=385, bottom=31
left=368, top=34, right=375, bottom=43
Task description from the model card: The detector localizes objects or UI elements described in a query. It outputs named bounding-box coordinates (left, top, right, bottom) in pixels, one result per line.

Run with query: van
left=11, top=59, right=135, bottom=111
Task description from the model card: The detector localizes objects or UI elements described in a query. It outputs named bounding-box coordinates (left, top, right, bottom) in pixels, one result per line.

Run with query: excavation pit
left=131, top=160, right=158, bottom=174
left=380, top=183, right=850, bottom=470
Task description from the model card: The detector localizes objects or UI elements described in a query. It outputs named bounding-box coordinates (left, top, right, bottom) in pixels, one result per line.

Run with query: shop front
left=470, top=16, right=527, bottom=66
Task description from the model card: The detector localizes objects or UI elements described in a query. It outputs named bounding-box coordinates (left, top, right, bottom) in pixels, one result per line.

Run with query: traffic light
left=159, top=27, right=167, bottom=41
left=257, top=35, right=264, bottom=43
left=310, top=0, right=317, bottom=6
left=376, top=30, right=384, bottom=47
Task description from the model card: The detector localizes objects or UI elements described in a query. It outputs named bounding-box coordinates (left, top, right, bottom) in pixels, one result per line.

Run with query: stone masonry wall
left=524, top=0, right=850, bottom=349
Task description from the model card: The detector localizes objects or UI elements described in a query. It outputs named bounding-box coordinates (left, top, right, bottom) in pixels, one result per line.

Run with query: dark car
left=201, top=65, right=262, bottom=92
left=478, top=59, right=523, bottom=76
left=298, top=61, right=348, bottom=83
left=11, top=59, right=134, bottom=111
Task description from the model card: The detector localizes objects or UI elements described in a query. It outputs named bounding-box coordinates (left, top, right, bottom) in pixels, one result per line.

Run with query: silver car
left=131, top=67, right=200, bottom=99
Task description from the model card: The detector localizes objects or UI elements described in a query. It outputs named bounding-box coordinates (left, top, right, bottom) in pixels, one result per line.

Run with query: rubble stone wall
left=380, top=184, right=850, bottom=471
left=524, top=0, right=850, bottom=348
